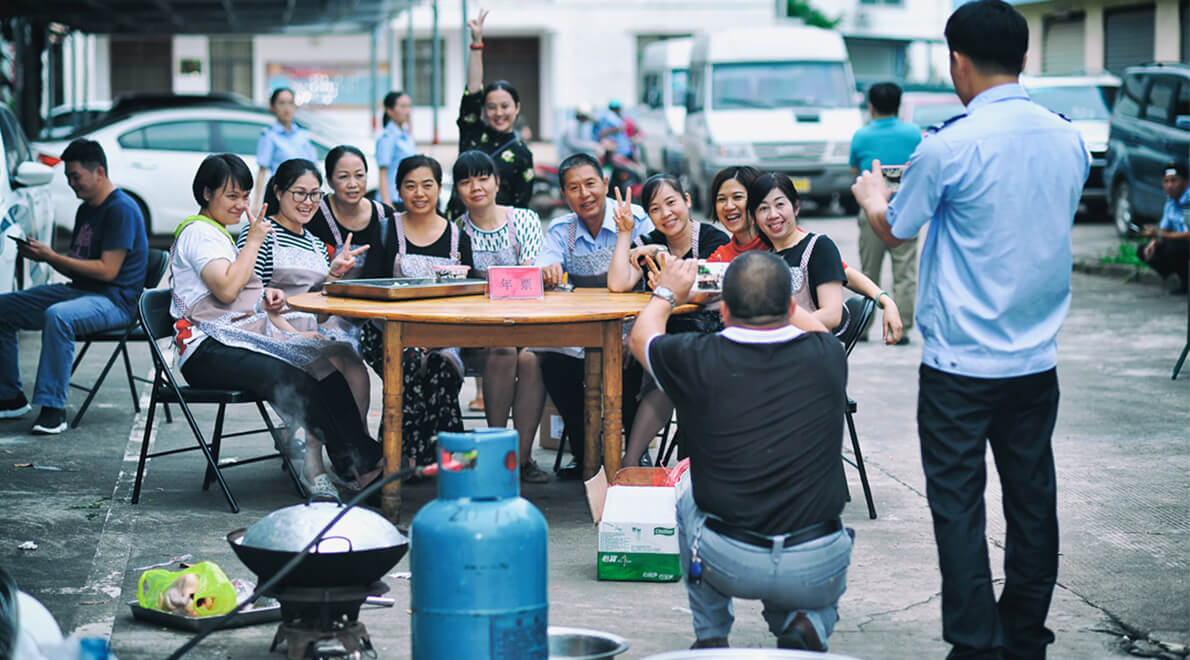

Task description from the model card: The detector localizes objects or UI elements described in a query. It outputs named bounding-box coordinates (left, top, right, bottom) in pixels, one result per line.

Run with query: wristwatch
left=652, top=286, right=677, bottom=309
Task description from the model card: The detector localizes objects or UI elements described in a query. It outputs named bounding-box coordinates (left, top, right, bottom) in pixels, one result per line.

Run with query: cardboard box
left=585, top=467, right=683, bottom=582
left=538, top=398, right=567, bottom=451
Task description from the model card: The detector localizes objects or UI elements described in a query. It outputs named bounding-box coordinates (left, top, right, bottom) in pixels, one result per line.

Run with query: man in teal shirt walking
left=849, top=82, right=923, bottom=343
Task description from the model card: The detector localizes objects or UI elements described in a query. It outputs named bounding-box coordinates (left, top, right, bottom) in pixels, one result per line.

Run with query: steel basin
left=548, top=626, right=630, bottom=659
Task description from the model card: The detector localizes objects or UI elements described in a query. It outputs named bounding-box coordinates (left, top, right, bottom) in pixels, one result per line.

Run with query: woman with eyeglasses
left=174, top=154, right=381, bottom=499
left=447, top=9, right=534, bottom=219
left=358, top=154, right=474, bottom=468
left=309, top=146, right=394, bottom=282
left=236, top=159, right=373, bottom=495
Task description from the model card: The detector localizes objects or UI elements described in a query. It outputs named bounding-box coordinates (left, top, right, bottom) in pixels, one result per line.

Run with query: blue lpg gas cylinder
left=410, top=428, right=549, bottom=660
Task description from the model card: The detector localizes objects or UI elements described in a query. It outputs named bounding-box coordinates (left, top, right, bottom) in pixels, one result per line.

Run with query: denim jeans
left=676, top=481, right=853, bottom=648
left=0, top=284, right=130, bottom=409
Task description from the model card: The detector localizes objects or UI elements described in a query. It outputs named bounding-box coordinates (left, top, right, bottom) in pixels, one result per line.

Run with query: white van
left=637, top=38, right=692, bottom=177
left=682, top=25, right=862, bottom=209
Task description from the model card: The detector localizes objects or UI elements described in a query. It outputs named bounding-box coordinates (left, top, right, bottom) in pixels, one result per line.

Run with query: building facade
left=1008, top=0, right=1188, bottom=76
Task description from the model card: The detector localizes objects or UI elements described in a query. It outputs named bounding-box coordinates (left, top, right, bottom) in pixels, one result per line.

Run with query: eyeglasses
left=285, top=189, right=325, bottom=203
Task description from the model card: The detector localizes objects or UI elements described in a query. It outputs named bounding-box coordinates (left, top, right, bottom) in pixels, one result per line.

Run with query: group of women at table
left=166, top=8, right=904, bottom=497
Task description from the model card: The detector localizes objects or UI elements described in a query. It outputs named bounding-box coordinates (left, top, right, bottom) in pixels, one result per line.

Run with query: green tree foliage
left=787, top=0, right=842, bottom=29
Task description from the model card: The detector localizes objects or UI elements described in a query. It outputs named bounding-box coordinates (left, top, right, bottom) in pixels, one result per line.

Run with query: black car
left=1103, top=63, right=1190, bottom=235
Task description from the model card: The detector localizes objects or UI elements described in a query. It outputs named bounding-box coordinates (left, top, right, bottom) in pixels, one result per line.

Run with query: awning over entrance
left=2, top=0, right=415, bottom=35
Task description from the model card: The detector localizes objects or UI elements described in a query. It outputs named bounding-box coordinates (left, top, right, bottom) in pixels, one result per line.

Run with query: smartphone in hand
left=881, top=164, right=907, bottom=193
left=6, top=235, right=31, bottom=247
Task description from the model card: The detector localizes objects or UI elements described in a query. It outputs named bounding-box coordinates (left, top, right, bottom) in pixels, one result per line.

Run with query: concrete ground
left=1, top=216, right=1186, bottom=659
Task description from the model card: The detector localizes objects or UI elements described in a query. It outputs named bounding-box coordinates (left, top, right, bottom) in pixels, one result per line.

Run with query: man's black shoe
left=555, top=461, right=583, bottom=480
left=638, top=452, right=653, bottom=467
left=31, top=407, right=67, bottom=435
left=690, top=637, right=728, bottom=649
left=777, top=612, right=825, bottom=651
left=0, top=393, right=31, bottom=419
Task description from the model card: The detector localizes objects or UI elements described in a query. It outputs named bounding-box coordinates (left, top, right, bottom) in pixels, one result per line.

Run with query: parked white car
left=33, top=106, right=380, bottom=235
left=0, top=107, right=56, bottom=294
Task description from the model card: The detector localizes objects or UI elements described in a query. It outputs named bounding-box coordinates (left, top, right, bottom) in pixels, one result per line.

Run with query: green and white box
left=597, top=485, right=681, bottom=582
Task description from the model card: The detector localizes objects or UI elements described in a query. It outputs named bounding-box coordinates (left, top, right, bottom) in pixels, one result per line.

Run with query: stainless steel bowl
left=548, top=626, right=630, bottom=659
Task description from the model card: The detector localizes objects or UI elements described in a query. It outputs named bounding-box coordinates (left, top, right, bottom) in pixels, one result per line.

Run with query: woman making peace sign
left=171, top=154, right=382, bottom=495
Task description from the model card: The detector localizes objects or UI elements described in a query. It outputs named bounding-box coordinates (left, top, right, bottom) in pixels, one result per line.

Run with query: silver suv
left=1103, top=63, right=1190, bottom=235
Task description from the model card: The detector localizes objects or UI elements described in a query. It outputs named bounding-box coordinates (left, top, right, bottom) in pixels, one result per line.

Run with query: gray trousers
left=858, top=210, right=918, bottom=333
left=676, top=482, right=852, bottom=647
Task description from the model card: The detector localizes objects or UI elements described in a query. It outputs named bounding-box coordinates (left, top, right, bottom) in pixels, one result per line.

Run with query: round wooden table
left=289, top=288, right=668, bottom=521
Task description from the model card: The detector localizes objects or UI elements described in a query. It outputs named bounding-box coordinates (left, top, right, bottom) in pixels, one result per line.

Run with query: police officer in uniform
left=852, top=2, right=1089, bottom=658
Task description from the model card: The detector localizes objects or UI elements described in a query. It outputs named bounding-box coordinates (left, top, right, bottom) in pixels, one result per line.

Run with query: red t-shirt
left=706, top=230, right=849, bottom=269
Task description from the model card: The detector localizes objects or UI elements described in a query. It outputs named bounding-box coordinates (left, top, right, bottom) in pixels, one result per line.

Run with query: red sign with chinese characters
left=488, top=266, right=544, bottom=300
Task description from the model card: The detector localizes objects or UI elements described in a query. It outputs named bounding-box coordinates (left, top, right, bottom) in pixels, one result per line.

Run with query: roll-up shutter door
left=1104, top=5, right=1155, bottom=76
left=1182, top=0, right=1188, bottom=64
left=1043, top=14, right=1085, bottom=74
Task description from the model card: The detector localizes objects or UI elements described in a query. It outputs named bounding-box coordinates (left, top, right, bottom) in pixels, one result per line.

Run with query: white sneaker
left=302, top=473, right=339, bottom=499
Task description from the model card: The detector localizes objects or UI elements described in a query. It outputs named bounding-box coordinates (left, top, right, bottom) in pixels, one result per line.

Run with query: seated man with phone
left=0, top=139, right=147, bottom=434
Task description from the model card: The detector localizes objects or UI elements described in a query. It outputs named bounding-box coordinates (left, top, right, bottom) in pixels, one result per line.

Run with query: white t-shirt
left=170, top=221, right=239, bottom=365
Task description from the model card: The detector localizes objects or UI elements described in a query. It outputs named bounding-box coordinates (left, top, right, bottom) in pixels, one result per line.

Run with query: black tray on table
left=323, top=277, right=487, bottom=301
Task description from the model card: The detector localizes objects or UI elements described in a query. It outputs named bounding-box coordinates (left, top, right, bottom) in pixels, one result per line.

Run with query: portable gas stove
left=267, top=581, right=389, bottom=660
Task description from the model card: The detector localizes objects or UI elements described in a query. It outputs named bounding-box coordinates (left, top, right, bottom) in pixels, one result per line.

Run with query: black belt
left=705, top=517, right=842, bottom=549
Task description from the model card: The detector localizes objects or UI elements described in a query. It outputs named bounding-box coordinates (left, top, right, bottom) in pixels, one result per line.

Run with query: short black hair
left=264, top=158, right=322, bottom=212
left=558, top=152, right=602, bottom=185
left=452, top=150, right=498, bottom=184
left=193, top=153, right=253, bottom=208
left=945, top=0, right=1028, bottom=76
left=746, top=172, right=800, bottom=221
left=325, top=145, right=367, bottom=178
left=396, top=154, right=443, bottom=189
left=1164, top=161, right=1189, bottom=180
left=61, top=138, right=107, bottom=173
left=269, top=87, right=295, bottom=106
left=868, top=82, right=903, bottom=116
left=723, top=251, right=792, bottom=323
left=708, top=166, right=760, bottom=224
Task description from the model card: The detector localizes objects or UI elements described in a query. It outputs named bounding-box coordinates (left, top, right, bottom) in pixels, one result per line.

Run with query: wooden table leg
left=601, top=321, right=623, bottom=478
left=583, top=347, right=602, bottom=481
left=382, top=321, right=404, bottom=522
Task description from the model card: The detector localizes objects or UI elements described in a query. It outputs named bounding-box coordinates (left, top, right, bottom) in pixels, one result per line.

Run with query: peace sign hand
left=468, top=8, right=488, bottom=43
left=329, top=232, right=370, bottom=278
left=243, top=203, right=273, bottom=247
left=613, top=186, right=635, bottom=233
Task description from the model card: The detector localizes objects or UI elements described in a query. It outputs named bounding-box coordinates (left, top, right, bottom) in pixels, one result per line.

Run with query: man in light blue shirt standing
left=852, top=2, right=1089, bottom=658
left=849, top=82, right=923, bottom=343
left=535, top=152, right=652, bottom=479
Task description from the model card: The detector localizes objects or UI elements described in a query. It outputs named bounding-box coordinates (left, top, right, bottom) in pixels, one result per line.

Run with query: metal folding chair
left=836, top=295, right=878, bottom=520
left=69, top=248, right=171, bottom=427
left=131, top=289, right=306, bottom=513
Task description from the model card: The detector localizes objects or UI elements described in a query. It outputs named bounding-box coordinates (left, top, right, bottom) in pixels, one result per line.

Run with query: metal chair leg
left=553, top=428, right=568, bottom=473
left=131, top=372, right=162, bottom=505
left=258, top=401, right=306, bottom=498
left=203, top=404, right=228, bottom=491
left=844, top=408, right=877, bottom=520
left=119, top=340, right=140, bottom=412
left=70, top=340, right=124, bottom=428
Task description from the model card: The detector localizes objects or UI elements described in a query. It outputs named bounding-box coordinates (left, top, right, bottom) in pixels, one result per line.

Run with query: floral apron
left=265, top=228, right=363, bottom=360
left=461, top=208, right=522, bottom=278
left=170, top=225, right=340, bottom=380
left=790, top=234, right=849, bottom=338
left=360, top=216, right=465, bottom=466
